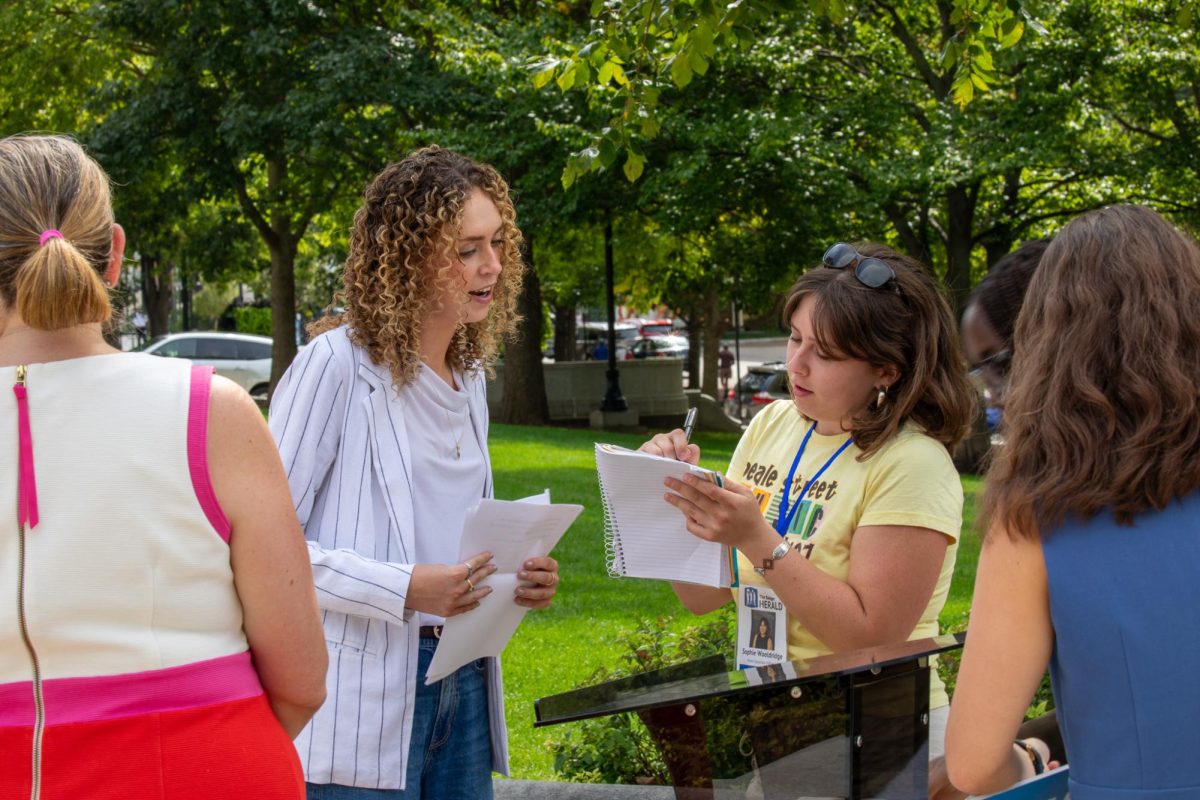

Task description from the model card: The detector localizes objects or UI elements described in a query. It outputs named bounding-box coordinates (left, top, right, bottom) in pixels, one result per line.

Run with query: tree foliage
left=5, top=0, right=1200, bottom=415
left=91, top=0, right=458, bottom=385
left=533, top=0, right=1044, bottom=188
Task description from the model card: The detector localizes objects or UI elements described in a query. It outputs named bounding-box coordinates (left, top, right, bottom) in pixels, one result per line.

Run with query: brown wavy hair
left=782, top=243, right=976, bottom=460
left=312, top=146, right=525, bottom=389
left=982, top=205, right=1200, bottom=538
left=0, top=135, right=114, bottom=329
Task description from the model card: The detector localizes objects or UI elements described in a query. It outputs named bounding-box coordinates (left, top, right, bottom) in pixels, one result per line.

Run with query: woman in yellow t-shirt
left=641, top=242, right=975, bottom=757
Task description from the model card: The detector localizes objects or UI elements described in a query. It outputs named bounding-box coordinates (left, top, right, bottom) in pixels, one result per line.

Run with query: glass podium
left=535, top=633, right=965, bottom=799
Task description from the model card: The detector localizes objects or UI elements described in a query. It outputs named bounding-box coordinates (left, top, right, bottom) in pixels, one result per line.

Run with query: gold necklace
left=444, top=407, right=466, bottom=459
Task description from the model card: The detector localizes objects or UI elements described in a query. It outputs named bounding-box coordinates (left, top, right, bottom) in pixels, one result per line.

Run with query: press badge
left=736, top=582, right=788, bottom=668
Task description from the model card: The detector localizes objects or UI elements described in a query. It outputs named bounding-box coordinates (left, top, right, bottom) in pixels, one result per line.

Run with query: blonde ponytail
left=0, top=135, right=116, bottom=329
left=15, top=235, right=111, bottom=330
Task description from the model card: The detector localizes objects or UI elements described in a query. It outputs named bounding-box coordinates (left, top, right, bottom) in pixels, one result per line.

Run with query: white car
left=139, top=332, right=272, bottom=401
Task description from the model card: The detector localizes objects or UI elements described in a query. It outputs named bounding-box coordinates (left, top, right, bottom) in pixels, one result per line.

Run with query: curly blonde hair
left=312, top=146, right=525, bottom=390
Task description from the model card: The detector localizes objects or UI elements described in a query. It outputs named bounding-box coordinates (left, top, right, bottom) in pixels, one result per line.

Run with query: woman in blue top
left=945, top=204, right=1200, bottom=798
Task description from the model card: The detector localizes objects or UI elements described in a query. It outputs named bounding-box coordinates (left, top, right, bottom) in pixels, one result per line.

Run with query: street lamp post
left=600, top=220, right=628, bottom=412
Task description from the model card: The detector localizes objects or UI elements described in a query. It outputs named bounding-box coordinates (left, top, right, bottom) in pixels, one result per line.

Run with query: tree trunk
left=944, top=184, right=978, bottom=314
left=553, top=301, right=577, bottom=362
left=267, top=157, right=298, bottom=390
left=498, top=238, right=550, bottom=424
left=699, top=284, right=723, bottom=398
left=685, top=320, right=701, bottom=390
left=983, top=236, right=1016, bottom=269
left=142, top=253, right=174, bottom=338
left=884, top=201, right=934, bottom=267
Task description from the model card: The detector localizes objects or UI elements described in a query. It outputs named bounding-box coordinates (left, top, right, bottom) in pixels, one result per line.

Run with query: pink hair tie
left=38, top=229, right=63, bottom=247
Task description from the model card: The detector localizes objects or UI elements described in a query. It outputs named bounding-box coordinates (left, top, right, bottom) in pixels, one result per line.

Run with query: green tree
left=535, top=0, right=1041, bottom=189
left=0, top=1, right=119, bottom=135
left=1086, top=1, right=1200, bottom=226
left=92, top=0, right=457, bottom=385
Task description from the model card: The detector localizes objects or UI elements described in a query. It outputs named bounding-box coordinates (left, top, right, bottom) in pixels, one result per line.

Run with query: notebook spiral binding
left=596, top=444, right=625, bottom=577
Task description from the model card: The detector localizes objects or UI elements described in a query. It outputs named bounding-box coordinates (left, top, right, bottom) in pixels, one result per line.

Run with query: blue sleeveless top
left=1042, top=489, right=1200, bottom=799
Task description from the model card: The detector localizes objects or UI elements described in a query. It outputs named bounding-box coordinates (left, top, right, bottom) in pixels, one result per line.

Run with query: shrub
left=232, top=305, right=272, bottom=336
left=550, top=612, right=734, bottom=785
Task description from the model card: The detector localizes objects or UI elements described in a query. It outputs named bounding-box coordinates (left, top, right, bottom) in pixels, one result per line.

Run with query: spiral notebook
left=595, top=443, right=735, bottom=587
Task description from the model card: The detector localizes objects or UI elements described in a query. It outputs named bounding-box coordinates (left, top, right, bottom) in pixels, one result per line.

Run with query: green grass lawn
left=490, top=422, right=984, bottom=780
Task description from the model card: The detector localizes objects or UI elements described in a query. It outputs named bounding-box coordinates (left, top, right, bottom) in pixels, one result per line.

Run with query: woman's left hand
left=663, top=474, right=774, bottom=554
left=515, top=556, right=560, bottom=609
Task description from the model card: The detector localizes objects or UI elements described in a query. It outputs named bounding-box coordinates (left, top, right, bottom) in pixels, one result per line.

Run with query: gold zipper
left=14, top=364, right=44, bottom=800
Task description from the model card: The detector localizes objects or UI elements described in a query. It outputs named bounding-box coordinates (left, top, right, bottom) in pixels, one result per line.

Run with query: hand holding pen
left=637, top=406, right=701, bottom=465
left=682, top=407, right=698, bottom=442
left=647, top=406, right=764, bottom=550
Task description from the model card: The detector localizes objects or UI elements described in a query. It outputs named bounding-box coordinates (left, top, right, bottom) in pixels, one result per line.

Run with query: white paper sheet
left=425, top=491, right=582, bottom=684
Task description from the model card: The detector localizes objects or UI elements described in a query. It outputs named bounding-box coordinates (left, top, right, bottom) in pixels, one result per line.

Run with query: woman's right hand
left=639, top=428, right=700, bottom=465
left=406, top=551, right=497, bottom=617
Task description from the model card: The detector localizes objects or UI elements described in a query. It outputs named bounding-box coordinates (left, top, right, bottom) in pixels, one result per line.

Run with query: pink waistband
left=0, top=650, right=264, bottom=728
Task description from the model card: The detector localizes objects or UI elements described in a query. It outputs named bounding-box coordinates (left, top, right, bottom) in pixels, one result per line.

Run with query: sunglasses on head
left=822, top=243, right=897, bottom=290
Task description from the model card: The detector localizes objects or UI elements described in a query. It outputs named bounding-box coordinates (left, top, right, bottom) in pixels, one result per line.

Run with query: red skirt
left=0, top=694, right=303, bottom=800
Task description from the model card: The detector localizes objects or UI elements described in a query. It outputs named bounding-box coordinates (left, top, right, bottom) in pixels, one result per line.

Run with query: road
left=676, top=336, right=787, bottom=397
left=720, top=336, right=788, bottom=380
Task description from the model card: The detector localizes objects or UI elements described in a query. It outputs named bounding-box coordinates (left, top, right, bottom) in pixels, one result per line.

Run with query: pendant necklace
left=444, top=407, right=466, bottom=459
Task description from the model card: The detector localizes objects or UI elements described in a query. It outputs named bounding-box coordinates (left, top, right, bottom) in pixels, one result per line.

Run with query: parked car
left=576, top=321, right=639, bottom=360
left=627, top=334, right=689, bottom=360
left=725, top=361, right=789, bottom=420
left=636, top=318, right=675, bottom=337
left=138, top=332, right=272, bottom=402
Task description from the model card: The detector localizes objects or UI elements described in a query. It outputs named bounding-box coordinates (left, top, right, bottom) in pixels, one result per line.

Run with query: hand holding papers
left=425, top=493, right=582, bottom=684
left=595, top=443, right=734, bottom=587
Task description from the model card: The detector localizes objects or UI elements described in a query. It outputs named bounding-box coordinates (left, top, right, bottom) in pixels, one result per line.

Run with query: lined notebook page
left=596, top=444, right=731, bottom=587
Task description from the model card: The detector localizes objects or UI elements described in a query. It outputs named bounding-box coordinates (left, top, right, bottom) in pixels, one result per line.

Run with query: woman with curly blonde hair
left=270, top=146, right=560, bottom=799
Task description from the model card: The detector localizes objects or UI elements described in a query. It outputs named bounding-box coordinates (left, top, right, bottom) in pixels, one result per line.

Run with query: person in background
left=131, top=308, right=148, bottom=345
left=932, top=238, right=1063, bottom=800
left=592, top=337, right=609, bottom=361
left=960, top=238, right=1050, bottom=425
left=0, top=134, right=326, bottom=799
left=719, top=343, right=736, bottom=398
left=951, top=239, right=1052, bottom=476
left=270, top=146, right=561, bottom=799
left=640, top=241, right=975, bottom=758
left=945, top=205, right=1200, bottom=798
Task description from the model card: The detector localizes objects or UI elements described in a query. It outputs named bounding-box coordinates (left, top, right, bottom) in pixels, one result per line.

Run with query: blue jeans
left=306, top=636, right=494, bottom=800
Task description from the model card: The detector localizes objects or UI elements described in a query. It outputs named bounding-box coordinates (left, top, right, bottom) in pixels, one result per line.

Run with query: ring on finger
left=466, top=576, right=476, bottom=591
left=463, top=561, right=475, bottom=578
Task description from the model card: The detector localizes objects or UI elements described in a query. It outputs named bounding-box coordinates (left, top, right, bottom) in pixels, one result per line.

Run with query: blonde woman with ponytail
left=0, top=134, right=327, bottom=800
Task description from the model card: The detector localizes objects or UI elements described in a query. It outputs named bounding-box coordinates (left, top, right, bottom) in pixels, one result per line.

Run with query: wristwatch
left=754, top=539, right=794, bottom=576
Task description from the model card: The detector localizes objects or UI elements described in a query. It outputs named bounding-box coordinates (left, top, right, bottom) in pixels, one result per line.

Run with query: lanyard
left=774, top=423, right=852, bottom=536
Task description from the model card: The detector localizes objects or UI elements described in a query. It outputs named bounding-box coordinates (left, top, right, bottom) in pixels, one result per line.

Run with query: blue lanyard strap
left=774, top=423, right=852, bottom=536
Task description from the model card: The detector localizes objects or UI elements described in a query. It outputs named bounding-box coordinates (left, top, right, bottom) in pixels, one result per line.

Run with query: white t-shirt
left=408, top=364, right=487, bottom=627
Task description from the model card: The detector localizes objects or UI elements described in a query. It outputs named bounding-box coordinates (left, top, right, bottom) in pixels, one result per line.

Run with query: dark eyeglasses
left=974, top=348, right=1012, bottom=377
left=822, top=243, right=897, bottom=290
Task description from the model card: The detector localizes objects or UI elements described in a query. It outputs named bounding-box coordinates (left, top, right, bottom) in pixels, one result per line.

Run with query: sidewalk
left=494, top=780, right=674, bottom=798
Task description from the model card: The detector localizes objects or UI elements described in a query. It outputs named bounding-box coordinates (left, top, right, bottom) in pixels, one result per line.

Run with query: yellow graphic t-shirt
left=728, top=399, right=962, bottom=708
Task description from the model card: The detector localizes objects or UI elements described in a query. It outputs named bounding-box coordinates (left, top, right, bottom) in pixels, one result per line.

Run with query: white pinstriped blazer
left=269, top=326, right=508, bottom=790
